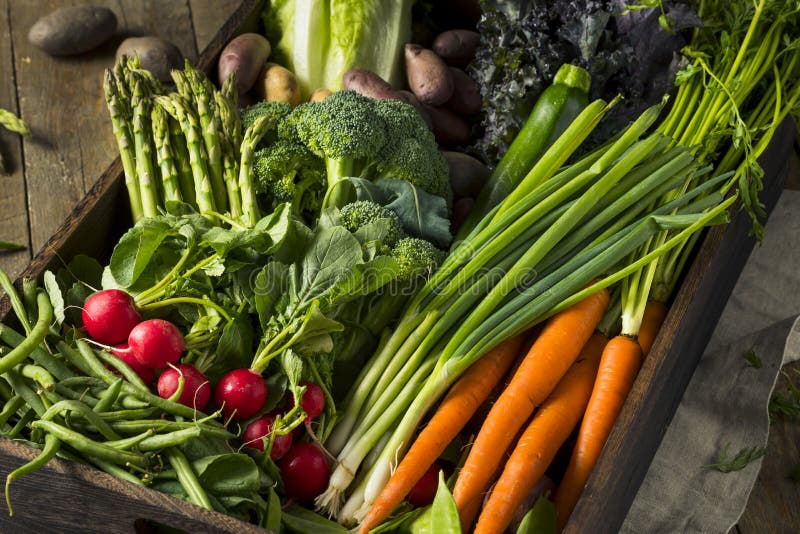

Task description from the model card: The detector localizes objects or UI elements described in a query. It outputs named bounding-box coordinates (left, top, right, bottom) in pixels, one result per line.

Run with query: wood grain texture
left=7, top=0, right=197, bottom=254
left=0, top=0, right=30, bottom=281
left=738, top=360, right=800, bottom=533
left=564, top=119, right=795, bottom=534
left=190, top=0, right=243, bottom=54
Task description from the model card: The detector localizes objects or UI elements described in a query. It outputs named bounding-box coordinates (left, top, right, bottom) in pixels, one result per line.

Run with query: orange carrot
left=473, top=333, right=606, bottom=534
left=553, top=335, right=643, bottom=530
left=636, top=299, right=668, bottom=356
left=357, top=333, right=527, bottom=534
left=452, top=289, right=610, bottom=518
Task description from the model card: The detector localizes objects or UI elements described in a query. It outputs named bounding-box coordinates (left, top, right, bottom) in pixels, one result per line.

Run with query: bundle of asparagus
left=103, top=56, right=266, bottom=226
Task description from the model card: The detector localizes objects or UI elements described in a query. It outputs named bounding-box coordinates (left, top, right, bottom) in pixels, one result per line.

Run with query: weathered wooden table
left=0, top=1, right=797, bottom=531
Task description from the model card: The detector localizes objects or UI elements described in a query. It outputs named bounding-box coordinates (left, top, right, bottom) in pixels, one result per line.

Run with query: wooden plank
left=0, top=0, right=31, bottom=281
left=564, top=119, right=795, bottom=534
left=190, top=0, right=243, bottom=55
left=8, top=0, right=197, bottom=254
left=738, top=360, right=800, bottom=533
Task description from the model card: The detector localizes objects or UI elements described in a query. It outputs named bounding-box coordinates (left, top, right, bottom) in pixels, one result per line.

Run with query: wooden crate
left=0, top=0, right=795, bottom=531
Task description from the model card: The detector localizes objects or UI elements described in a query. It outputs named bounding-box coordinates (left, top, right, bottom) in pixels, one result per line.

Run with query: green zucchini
left=455, top=64, right=591, bottom=242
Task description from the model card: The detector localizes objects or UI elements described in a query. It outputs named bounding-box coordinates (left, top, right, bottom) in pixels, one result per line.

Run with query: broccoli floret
left=340, top=200, right=404, bottom=247
left=391, top=237, right=446, bottom=282
left=253, top=140, right=326, bottom=216
left=240, top=101, right=293, bottom=145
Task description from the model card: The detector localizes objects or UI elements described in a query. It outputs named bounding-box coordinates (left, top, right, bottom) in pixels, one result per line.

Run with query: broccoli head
left=253, top=140, right=326, bottom=217
left=339, top=200, right=404, bottom=247
left=391, top=237, right=446, bottom=282
left=240, top=101, right=293, bottom=131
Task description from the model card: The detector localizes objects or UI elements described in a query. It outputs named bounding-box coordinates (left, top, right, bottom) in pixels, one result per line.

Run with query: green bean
left=0, top=378, right=13, bottom=401
left=0, top=396, right=25, bottom=428
left=119, top=395, right=150, bottom=410
left=103, top=428, right=155, bottom=451
left=0, top=292, right=53, bottom=375
left=53, top=383, right=99, bottom=407
left=95, top=407, right=161, bottom=421
left=94, top=350, right=148, bottom=391
left=56, top=342, right=94, bottom=377
left=6, top=408, right=34, bottom=439
left=21, top=364, right=55, bottom=392
left=21, top=276, right=38, bottom=329
left=3, top=369, right=46, bottom=417
left=93, top=378, right=123, bottom=413
left=109, top=419, right=234, bottom=440
left=41, top=400, right=120, bottom=440
left=0, top=327, right=74, bottom=381
left=31, top=420, right=149, bottom=469
left=90, top=457, right=145, bottom=486
left=164, top=447, right=212, bottom=510
left=135, top=427, right=203, bottom=451
left=0, top=268, right=31, bottom=335
left=4, top=433, right=59, bottom=515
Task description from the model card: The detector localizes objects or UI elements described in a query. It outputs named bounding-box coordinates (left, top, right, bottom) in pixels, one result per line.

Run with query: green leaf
left=265, top=486, right=282, bottom=532
left=743, top=349, right=762, bottom=369
left=64, top=282, right=93, bottom=325
left=64, top=255, right=104, bottom=288
left=193, top=453, right=261, bottom=496
left=43, top=271, right=65, bottom=325
left=254, top=262, right=290, bottom=329
left=281, top=504, right=349, bottom=534
left=411, top=472, right=461, bottom=534
left=294, top=226, right=364, bottom=308
left=281, top=349, right=305, bottom=388
left=350, top=177, right=452, bottom=247
left=203, top=314, right=255, bottom=382
left=517, top=495, right=557, bottom=534
left=0, top=241, right=25, bottom=252
left=109, top=219, right=174, bottom=287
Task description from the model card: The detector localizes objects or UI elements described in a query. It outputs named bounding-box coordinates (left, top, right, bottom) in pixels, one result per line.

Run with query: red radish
left=407, top=463, right=442, bottom=507
left=288, top=382, right=326, bottom=421
left=157, top=364, right=211, bottom=410
left=128, top=319, right=184, bottom=369
left=243, top=415, right=293, bottom=460
left=214, top=369, right=267, bottom=420
left=110, top=344, right=155, bottom=385
left=280, top=443, right=330, bottom=502
left=82, top=289, right=141, bottom=344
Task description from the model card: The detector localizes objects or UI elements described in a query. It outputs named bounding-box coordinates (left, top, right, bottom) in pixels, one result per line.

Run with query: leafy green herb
left=769, top=370, right=800, bottom=420
left=42, top=271, right=65, bottom=326
left=744, top=349, right=762, bottom=369
left=704, top=444, right=766, bottom=473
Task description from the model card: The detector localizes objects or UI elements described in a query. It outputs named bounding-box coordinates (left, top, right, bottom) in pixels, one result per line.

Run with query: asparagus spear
left=239, top=116, right=277, bottom=226
left=131, top=79, right=161, bottom=218
left=215, top=86, right=242, bottom=157
left=151, top=105, right=182, bottom=204
left=156, top=95, right=216, bottom=216
left=168, top=115, right=197, bottom=208
left=103, top=70, right=144, bottom=222
left=184, top=63, right=227, bottom=212
left=219, top=129, right=242, bottom=219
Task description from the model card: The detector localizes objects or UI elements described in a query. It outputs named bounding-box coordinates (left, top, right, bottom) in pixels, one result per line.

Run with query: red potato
left=343, top=68, right=401, bottom=101
left=405, top=44, right=455, bottom=106
left=218, top=33, right=271, bottom=96
left=432, top=30, right=480, bottom=66
left=424, top=105, right=472, bottom=146
left=446, top=67, right=482, bottom=115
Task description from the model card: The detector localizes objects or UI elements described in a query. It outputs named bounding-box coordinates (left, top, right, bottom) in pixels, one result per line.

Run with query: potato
left=442, top=151, right=488, bottom=197
left=425, top=105, right=472, bottom=146
left=432, top=30, right=480, bottom=66
left=343, top=68, right=401, bottom=100
left=28, top=6, right=116, bottom=56
left=405, top=44, right=454, bottom=106
left=446, top=68, right=481, bottom=115
left=397, top=90, right=433, bottom=130
left=116, top=37, right=182, bottom=83
left=218, top=33, right=271, bottom=96
left=255, top=63, right=301, bottom=106
left=310, top=88, right=333, bottom=102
